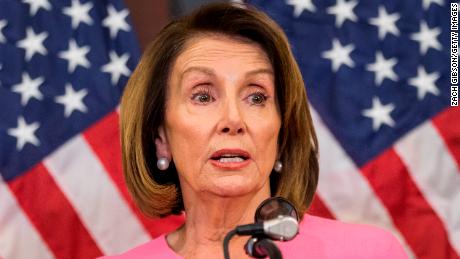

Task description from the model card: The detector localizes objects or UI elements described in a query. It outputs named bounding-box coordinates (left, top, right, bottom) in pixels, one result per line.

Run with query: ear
left=155, top=125, right=172, bottom=160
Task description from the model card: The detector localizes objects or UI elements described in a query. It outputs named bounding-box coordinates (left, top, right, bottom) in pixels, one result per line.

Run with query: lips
left=210, top=148, right=251, bottom=170
left=210, top=149, right=250, bottom=161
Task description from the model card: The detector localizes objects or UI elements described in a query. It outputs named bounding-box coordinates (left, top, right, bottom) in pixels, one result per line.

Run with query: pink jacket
left=101, top=215, right=408, bottom=258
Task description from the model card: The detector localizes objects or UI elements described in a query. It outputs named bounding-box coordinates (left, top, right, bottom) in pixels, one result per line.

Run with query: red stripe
left=361, top=149, right=459, bottom=259
left=8, top=163, right=102, bottom=259
left=83, top=111, right=184, bottom=238
left=432, top=107, right=460, bottom=169
left=308, top=194, right=335, bottom=219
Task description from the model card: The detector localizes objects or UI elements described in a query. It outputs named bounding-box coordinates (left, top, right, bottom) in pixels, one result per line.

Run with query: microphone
left=254, top=196, right=299, bottom=223
left=223, top=197, right=299, bottom=259
left=235, top=215, right=298, bottom=241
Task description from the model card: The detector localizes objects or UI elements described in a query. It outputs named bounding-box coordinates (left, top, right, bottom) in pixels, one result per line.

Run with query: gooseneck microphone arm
left=222, top=197, right=299, bottom=259
left=223, top=229, right=238, bottom=259
left=223, top=223, right=265, bottom=259
left=223, top=222, right=267, bottom=259
left=223, top=216, right=298, bottom=259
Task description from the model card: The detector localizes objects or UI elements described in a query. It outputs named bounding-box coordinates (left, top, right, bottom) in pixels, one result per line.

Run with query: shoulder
left=301, top=214, right=396, bottom=241
left=97, top=234, right=180, bottom=259
left=279, top=215, right=408, bottom=259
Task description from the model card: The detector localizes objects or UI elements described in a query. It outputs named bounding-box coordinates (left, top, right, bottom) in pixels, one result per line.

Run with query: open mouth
left=210, top=149, right=250, bottom=163
left=211, top=154, right=248, bottom=163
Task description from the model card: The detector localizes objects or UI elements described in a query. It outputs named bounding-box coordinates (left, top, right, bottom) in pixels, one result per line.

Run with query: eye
left=191, top=89, right=215, bottom=104
left=248, top=92, right=268, bottom=105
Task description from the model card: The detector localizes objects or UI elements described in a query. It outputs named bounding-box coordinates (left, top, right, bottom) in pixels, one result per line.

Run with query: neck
left=167, top=184, right=271, bottom=259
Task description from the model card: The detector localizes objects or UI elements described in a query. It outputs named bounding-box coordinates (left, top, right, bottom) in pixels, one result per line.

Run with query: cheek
left=247, top=109, right=281, bottom=164
left=165, top=108, right=214, bottom=169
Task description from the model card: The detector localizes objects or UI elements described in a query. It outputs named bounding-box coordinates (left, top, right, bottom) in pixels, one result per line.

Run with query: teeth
left=218, top=157, right=244, bottom=163
left=221, top=154, right=239, bottom=157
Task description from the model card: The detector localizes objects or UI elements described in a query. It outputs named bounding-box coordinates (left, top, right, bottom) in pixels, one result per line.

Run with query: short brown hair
left=120, top=2, right=319, bottom=219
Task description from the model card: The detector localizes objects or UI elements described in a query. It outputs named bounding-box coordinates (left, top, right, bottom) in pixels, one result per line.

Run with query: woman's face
left=158, top=35, right=281, bottom=198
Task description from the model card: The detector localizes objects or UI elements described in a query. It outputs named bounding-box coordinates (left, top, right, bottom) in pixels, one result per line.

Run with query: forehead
left=172, top=34, right=272, bottom=73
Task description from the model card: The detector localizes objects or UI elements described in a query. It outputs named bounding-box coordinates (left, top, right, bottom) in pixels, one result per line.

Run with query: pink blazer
left=101, top=215, right=408, bottom=258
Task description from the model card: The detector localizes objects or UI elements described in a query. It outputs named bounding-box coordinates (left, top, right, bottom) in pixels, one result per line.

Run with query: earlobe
left=155, top=126, right=171, bottom=160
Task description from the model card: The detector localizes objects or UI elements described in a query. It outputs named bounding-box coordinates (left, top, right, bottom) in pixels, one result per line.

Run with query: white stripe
left=395, top=121, right=460, bottom=255
left=311, top=108, right=415, bottom=258
left=0, top=176, right=54, bottom=259
left=43, top=135, right=151, bottom=255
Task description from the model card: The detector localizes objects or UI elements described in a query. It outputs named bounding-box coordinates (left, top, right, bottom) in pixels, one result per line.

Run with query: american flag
left=1, top=0, right=458, bottom=258
left=0, top=0, right=183, bottom=258
left=247, top=0, right=459, bottom=258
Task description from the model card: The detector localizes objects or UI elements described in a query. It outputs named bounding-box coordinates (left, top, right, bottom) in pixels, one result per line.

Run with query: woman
left=109, top=3, right=407, bottom=259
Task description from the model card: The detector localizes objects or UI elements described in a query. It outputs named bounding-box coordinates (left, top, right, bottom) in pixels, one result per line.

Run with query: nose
left=217, top=99, right=246, bottom=135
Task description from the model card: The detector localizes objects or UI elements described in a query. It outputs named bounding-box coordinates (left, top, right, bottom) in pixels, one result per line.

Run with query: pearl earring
left=157, top=157, right=170, bottom=171
left=274, top=160, right=283, bottom=173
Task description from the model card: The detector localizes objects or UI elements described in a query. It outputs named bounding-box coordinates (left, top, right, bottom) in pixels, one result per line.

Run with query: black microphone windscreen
left=254, top=197, right=299, bottom=223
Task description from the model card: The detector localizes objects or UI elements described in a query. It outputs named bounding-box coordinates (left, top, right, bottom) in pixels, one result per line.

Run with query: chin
left=206, top=175, right=261, bottom=197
